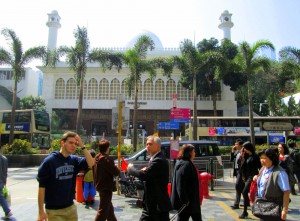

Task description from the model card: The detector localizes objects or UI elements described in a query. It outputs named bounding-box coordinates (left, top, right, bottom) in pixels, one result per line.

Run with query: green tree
left=52, top=26, right=123, bottom=134
left=174, top=39, right=227, bottom=139
left=197, top=38, right=239, bottom=118
left=0, top=28, right=48, bottom=145
left=235, top=40, right=275, bottom=145
left=123, top=35, right=172, bottom=150
left=20, top=95, right=46, bottom=111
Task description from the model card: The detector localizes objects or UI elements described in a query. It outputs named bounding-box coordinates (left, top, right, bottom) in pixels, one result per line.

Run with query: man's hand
left=37, top=210, right=48, bottom=221
left=75, top=134, right=84, bottom=148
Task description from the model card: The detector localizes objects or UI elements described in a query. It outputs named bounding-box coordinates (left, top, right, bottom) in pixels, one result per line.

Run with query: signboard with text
left=170, top=108, right=190, bottom=119
left=158, top=122, right=179, bottom=130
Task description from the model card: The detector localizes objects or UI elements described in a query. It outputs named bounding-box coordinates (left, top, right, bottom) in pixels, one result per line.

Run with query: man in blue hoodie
left=37, top=131, right=95, bottom=221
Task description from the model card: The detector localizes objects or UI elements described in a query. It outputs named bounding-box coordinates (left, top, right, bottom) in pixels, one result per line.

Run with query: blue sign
left=5, top=123, right=30, bottom=132
left=269, top=135, right=285, bottom=144
left=158, top=122, right=179, bottom=130
left=170, top=118, right=190, bottom=123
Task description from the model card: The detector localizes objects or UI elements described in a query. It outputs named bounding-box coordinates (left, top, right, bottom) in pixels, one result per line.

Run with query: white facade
left=0, top=67, right=43, bottom=110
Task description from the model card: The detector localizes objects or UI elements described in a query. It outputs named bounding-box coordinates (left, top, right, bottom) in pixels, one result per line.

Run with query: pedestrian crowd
left=231, top=138, right=300, bottom=221
left=1, top=131, right=299, bottom=221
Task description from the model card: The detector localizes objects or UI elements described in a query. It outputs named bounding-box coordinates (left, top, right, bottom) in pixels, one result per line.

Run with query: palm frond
left=0, top=48, right=13, bottom=65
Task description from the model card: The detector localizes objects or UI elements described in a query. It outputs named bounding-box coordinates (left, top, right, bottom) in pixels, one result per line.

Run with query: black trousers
left=241, top=177, right=252, bottom=212
left=140, top=209, right=169, bottom=221
left=94, top=191, right=117, bottom=221
left=177, top=211, right=202, bottom=221
left=234, top=171, right=244, bottom=207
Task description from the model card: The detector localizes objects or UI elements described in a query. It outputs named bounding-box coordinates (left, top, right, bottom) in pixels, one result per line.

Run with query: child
left=83, top=149, right=96, bottom=204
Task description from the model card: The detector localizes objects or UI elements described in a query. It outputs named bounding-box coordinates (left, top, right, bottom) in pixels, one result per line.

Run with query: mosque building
left=2, top=10, right=238, bottom=139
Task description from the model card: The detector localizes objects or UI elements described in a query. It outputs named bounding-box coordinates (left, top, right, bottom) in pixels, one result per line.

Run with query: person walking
left=92, top=139, right=120, bottom=221
left=170, top=144, right=202, bottom=221
left=83, top=149, right=96, bottom=205
left=287, top=140, right=300, bottom=194
left=278, top=143, right=297, bottom=195
left=127, top=136, right=172, bottom=221
left=0, top=153, right=12, bottom=219
left=36, top=131, right=95, bottom=221
left=253, top=148, right=290, bottom=221
left=230, top=138, right=244, bottom=209
left=239, top=141, right=261, bottom=219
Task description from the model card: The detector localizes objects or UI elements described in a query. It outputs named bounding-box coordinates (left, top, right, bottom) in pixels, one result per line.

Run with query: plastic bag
left=2, top=186, right=11, bottom=206
left=3, top=186, right=8, bottom=198
left=249, top=181, right=258, bottom=204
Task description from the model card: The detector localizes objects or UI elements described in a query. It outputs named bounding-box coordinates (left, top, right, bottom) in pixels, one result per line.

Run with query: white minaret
left=218, top=10, right=234, bottom=40
left=218, top=10, right=237, bottom=115
left=46, top=10, right=61, bottom=50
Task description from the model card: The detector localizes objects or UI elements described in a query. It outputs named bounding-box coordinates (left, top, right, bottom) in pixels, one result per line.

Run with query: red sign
left=170, top=108, right=190, bottom=119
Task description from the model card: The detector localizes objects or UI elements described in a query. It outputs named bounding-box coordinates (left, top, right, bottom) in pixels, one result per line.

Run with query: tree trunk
left=9, top=79, right=18, bottom=145
left=248, top=80, right=255, bottom=145
left=76, top=72, right=84, bottom=134
left=212, top=91, right=217, bottom=127
left=192, top=73, right=198, bottom=140
left=133, top=78, right=138, bottom=151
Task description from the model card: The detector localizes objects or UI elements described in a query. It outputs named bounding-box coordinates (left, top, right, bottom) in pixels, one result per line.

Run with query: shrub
left=7, top=139, right=36, bottom=154
left=109, top=144, right=134, bottom=155
left=50, top=139, right=61, bottom=152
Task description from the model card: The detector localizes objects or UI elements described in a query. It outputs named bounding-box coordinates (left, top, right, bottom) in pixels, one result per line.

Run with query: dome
left=126, top=30, right=164, bottom=49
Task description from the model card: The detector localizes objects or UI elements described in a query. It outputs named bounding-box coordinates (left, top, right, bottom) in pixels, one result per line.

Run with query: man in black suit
left=127, top=136, right=171, bottom=221
left=230, top=138, right=244, bottom=209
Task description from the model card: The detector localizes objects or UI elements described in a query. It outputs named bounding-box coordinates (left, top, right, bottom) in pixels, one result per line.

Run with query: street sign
left=170, top=108, right=190, bottom=119
left=158, top=121, right=179, bottom=130
left=263, top=122, right=293, bottom=131
left=170, top=118, right=190, bottom=123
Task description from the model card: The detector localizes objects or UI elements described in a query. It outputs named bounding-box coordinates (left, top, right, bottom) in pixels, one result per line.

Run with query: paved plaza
left=2, top=167, right=300, bottom=221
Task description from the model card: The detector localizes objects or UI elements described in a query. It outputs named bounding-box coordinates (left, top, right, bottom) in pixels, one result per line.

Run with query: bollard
left=210, top=158, right=214, bottom=191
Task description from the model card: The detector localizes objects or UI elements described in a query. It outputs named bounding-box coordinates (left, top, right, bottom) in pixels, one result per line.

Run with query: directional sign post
left=170, top=108, right=190, bottom=123
left=158, top=121, right=179, bottom=130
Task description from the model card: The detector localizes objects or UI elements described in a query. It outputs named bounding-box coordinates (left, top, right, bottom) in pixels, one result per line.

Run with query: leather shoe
left=230, top=205, right=239, bottom=209
left=239, top=212, right=248, bottom=219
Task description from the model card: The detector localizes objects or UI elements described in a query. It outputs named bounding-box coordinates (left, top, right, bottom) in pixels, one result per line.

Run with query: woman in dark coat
left=239, top=141, right=261, bottom=219
left=170, top=144, right=202, bottom=221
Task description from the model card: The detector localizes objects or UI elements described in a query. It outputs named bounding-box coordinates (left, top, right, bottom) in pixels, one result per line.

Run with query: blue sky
left=0, top=0, right=299, bottom=64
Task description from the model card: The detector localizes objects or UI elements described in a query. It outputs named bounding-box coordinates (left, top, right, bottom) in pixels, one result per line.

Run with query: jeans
left=0, top=185, right=10, bottom=215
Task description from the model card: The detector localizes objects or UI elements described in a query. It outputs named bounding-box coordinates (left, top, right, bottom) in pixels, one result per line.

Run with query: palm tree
left=52, top=26, right=123, bottom=134
left=235, top=40, right=275, bottom=145
left=123, top=35, right=172, bottom=150
left=174, top=39, right=224, bottom=140
left=0, top=28, right=48, bottom=145
left=197, top=38, right=239, bottom=119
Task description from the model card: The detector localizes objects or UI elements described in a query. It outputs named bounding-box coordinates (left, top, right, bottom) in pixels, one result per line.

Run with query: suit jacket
left=170, top=159, right=200, bottom=213
left=230, top=151, right=241, bottom=177
left=127, top=151, right=172, bottom=213
left=240, top=153, right=261, bottom=181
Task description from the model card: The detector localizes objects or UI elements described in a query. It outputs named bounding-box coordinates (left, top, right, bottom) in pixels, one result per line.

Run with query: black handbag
left=252, top=197, right=281, bottom=219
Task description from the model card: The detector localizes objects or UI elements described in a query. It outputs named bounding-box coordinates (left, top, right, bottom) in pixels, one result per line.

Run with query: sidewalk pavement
left=2, top=167, right=300, bottom=221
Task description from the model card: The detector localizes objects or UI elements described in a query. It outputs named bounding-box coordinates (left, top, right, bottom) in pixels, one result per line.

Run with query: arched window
left=55, top=78, right=65, bottom=99
left=99, top=78, right=109, bottom=99
left=177, top=83, right=188, bottom=100
left=88, top=78, right=98, bottom=99
left=166, top=79, right=176, bottom=100
left=155, top=79, right=164, bottom=100
left=143, top=79, right=153, bottom=100
left=66, top=78, right=76, bottom=99
left=110, top=78, right=120, bottom=99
